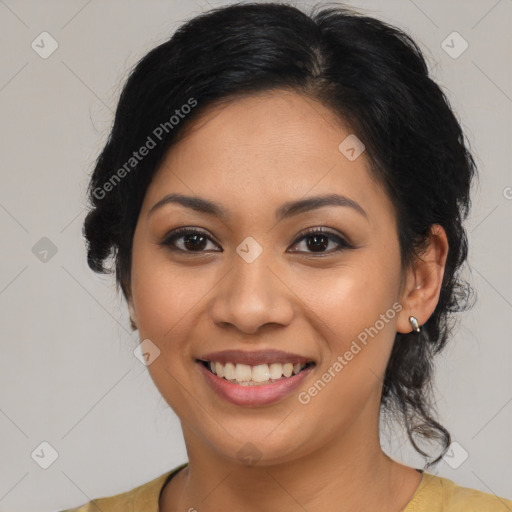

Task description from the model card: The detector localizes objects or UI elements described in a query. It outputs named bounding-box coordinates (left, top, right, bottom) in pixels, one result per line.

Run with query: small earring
left=409, top=316, right=421, bottom=333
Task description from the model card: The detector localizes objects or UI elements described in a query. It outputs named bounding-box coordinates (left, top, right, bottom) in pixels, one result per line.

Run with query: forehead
left=142, top=90, right=392, bottom=224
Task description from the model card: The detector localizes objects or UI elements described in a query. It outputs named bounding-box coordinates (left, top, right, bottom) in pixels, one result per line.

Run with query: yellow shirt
left=59, top=464, right=512, bottom=511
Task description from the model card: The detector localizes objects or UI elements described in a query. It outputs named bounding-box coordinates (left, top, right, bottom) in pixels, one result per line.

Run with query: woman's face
left=129, top=90, right=410, bottom=465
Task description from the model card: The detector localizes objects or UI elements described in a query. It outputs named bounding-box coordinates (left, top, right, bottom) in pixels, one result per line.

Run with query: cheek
left=305, top=248, right=402, bottom=380
left=312, top=260, right=400, bottom=335
left=292, top=269, right=401, bottom=427
left=131, top=262, right=204, bottom=413
left=130, top=234, right=213, bottom=339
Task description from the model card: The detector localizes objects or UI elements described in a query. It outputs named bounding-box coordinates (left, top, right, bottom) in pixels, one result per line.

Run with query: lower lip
left=197, top=362, right=314, bottom=406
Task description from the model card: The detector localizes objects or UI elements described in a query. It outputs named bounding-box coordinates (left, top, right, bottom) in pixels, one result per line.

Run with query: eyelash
left=160, top=226, right=354, bottom=256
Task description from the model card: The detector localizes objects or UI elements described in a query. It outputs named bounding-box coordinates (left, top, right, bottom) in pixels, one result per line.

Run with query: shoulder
left=406, top=472, right=512, bottom=512
left=58, top=463, right=188, bottom=512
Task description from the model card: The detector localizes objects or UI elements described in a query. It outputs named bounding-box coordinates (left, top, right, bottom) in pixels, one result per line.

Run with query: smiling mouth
left=198, top=360, right=316, bottom=386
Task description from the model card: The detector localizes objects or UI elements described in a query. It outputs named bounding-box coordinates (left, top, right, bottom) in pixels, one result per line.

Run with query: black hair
left=82, top=1, right=476, bottom=468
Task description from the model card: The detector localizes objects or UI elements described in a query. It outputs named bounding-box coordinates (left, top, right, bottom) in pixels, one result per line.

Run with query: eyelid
left=289, top=226, right=354, bottom=252
left=160, top=226, right=222, bottom=251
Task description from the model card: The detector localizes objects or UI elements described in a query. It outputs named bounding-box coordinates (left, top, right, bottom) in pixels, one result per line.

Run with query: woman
left=61, top=2, right=512, bottom=511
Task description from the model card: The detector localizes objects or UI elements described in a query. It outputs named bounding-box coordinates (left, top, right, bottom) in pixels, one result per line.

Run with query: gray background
left=0, top=0, right=511, bottom=510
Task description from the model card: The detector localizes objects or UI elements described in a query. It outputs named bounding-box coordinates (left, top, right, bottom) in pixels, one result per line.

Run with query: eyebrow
left=148, top=192, right=368, bottom=221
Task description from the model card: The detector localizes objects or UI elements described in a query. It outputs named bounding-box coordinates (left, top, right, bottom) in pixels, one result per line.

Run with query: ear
left=126, top=292, right=138, bottom=331
left=396, top=224, right=449, bottom=334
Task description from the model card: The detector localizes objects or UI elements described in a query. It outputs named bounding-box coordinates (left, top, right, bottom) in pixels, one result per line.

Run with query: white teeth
left=282, top=363, right=293, bottom=378
left=223, top=362, right=236, bottom=380
left=206, top=361, right=308, bottom=385
left=215, top=361, right=224, bottom=378
left=269, top=363, right=283, bottom=380
left=235, top=363, right=252, bottom=382
left=252, top=364, right=270, bottom=382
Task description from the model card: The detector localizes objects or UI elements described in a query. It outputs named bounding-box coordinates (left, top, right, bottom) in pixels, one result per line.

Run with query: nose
left=209, top=251, right=294, bottom=335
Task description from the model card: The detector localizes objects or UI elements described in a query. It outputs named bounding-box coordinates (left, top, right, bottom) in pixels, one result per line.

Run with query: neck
left=160, top=407, right=423, bottom=511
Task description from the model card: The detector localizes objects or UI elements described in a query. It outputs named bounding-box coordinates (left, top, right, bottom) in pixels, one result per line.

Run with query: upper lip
left=197, top=349, right=314, bottom=366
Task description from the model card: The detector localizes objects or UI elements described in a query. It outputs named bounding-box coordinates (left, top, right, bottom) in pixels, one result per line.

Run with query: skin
left=127, top=90, right=449, bottom=511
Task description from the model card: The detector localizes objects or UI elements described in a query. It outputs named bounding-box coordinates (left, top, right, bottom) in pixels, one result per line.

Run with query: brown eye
left=161, top=228, right=221, bottom=253
left=288, top=227, right=353, bottom=255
